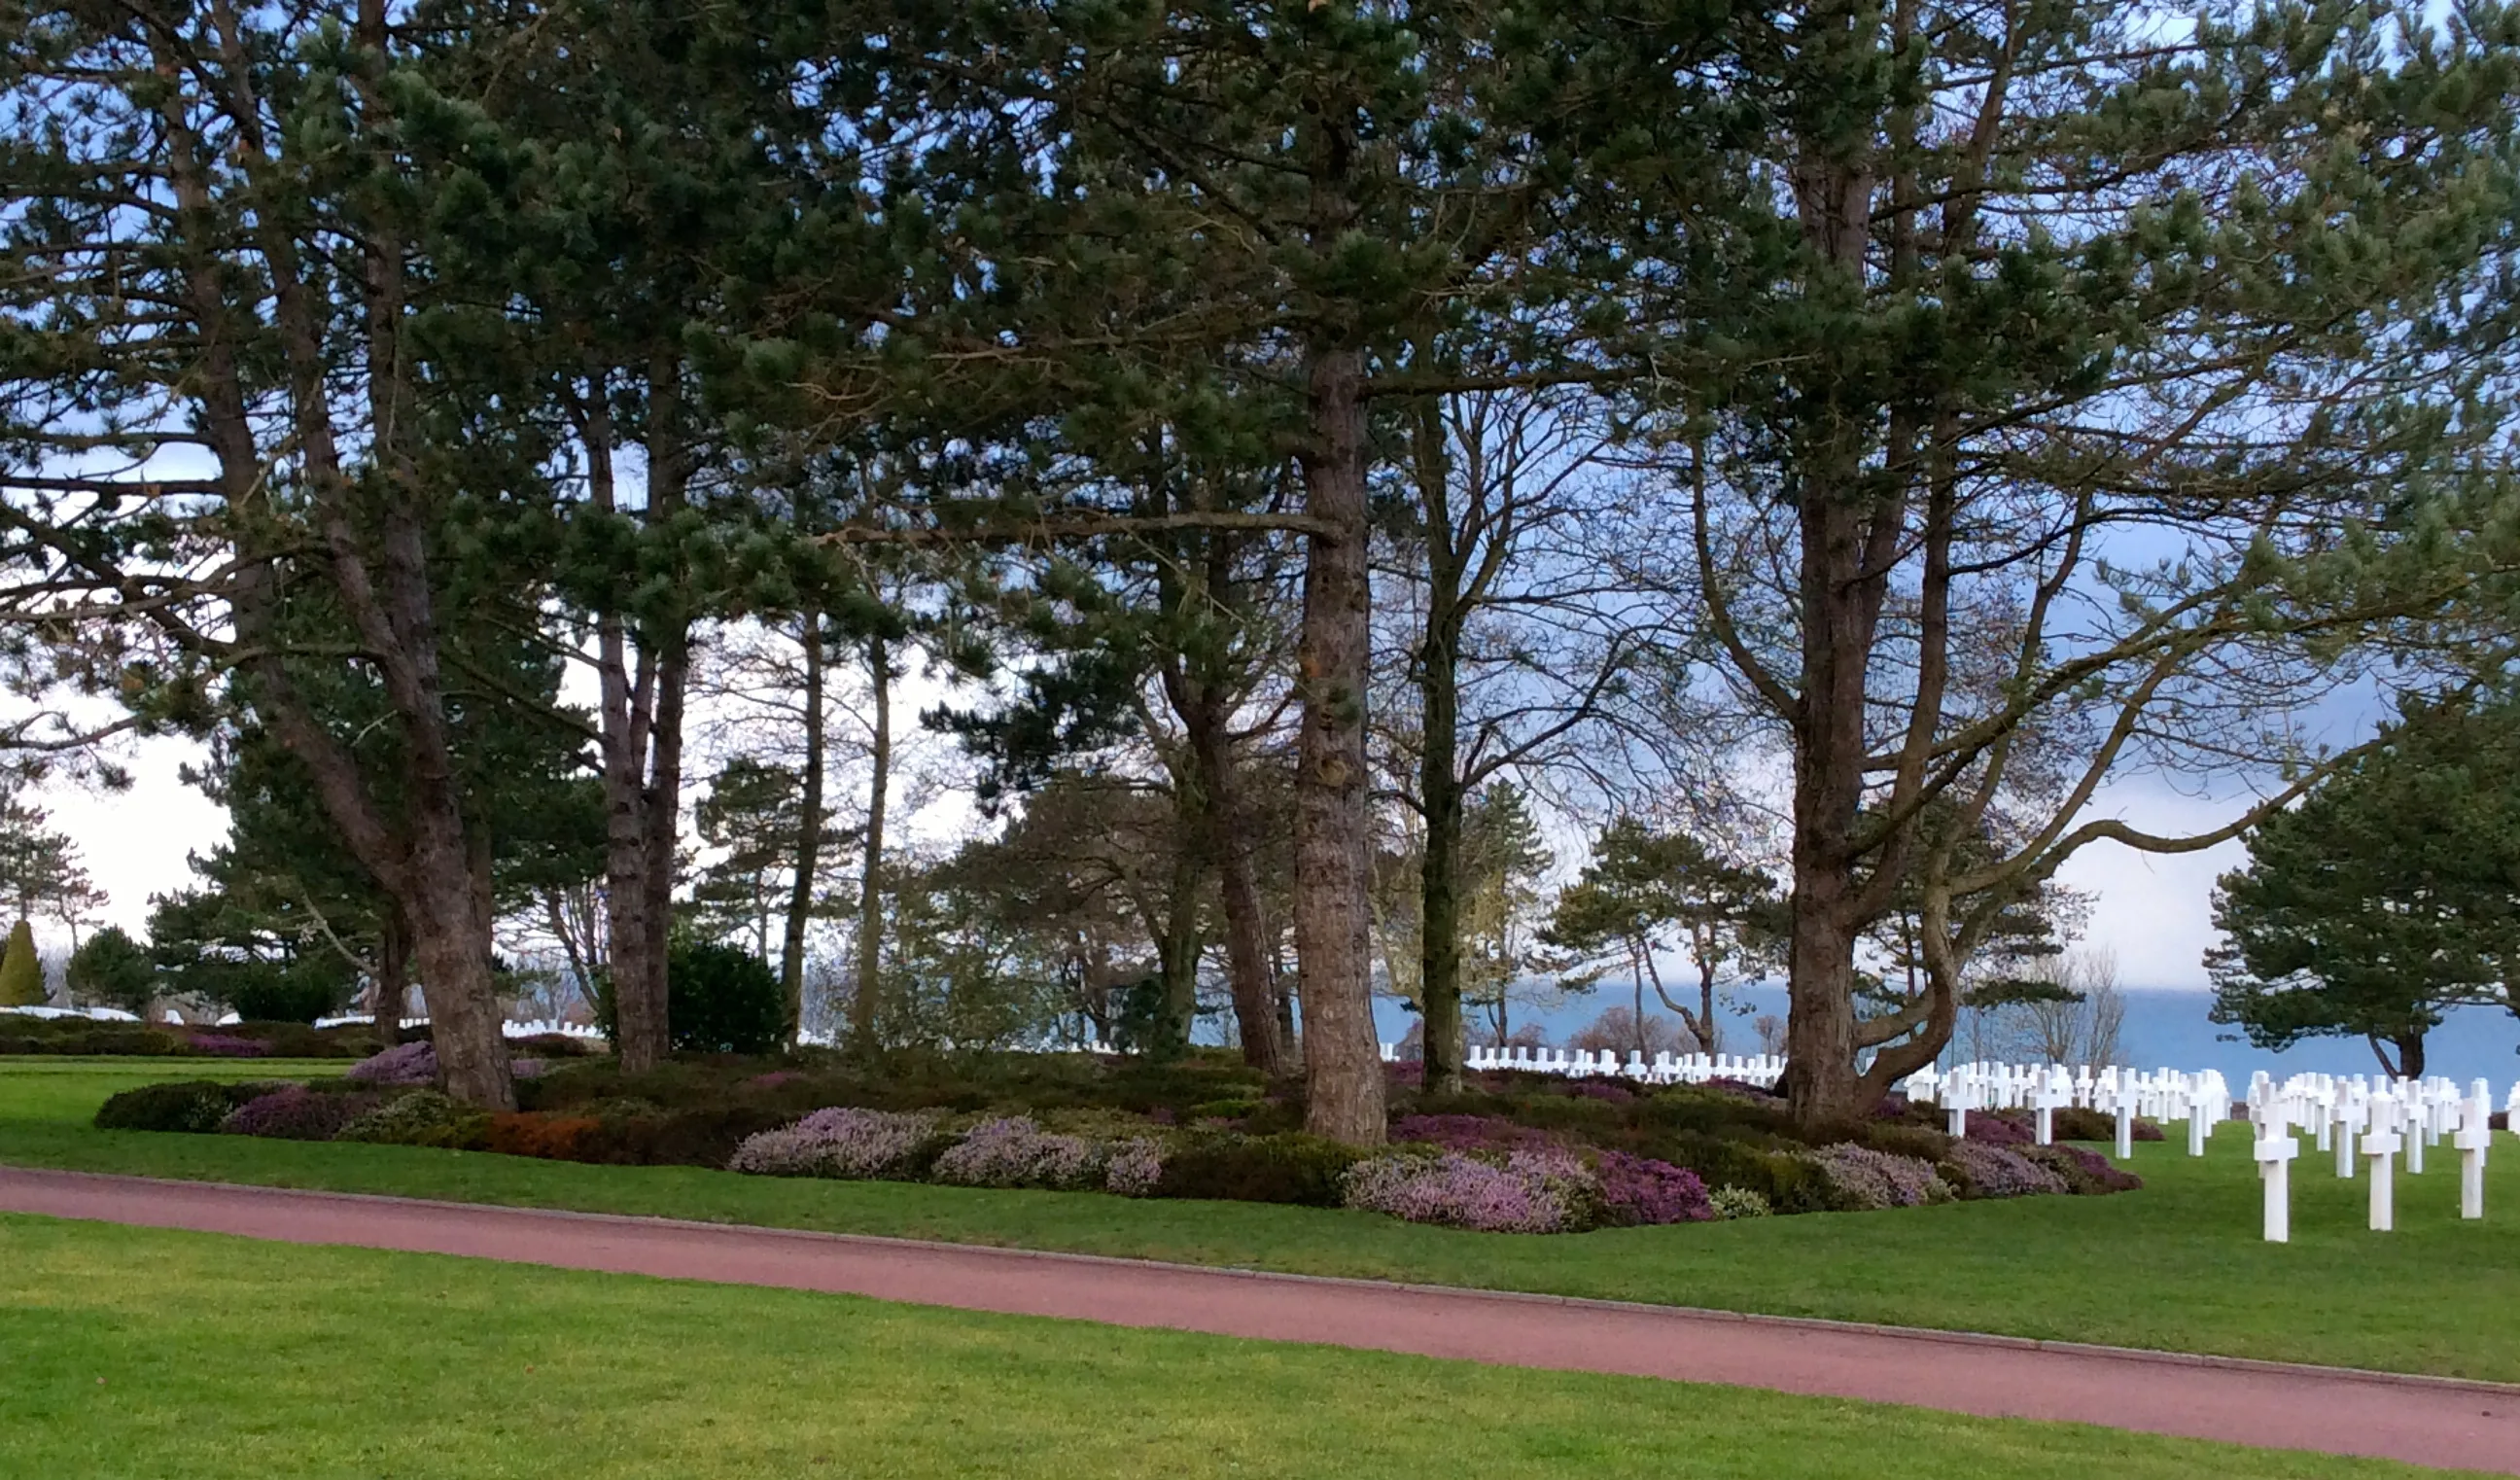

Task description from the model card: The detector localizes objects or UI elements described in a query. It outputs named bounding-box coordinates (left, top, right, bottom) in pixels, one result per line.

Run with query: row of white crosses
left=2248, top=1072, right=2511, bottom=1241
left=1901, top=1062, right=2234, bottom=1159
left=1435, top=1043, right=1790, bottom=1088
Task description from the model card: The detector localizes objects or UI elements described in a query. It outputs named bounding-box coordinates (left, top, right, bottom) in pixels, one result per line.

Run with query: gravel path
left=5, top=1165, right=2514, bottom=1474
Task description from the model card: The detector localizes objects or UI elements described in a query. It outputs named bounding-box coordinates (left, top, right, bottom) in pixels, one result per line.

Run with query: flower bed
left=99, top=1042, right=2143, bottom=1233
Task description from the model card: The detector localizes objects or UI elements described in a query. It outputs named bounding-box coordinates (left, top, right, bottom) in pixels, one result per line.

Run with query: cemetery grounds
left=2, top=1058, right=2516, bottom=1477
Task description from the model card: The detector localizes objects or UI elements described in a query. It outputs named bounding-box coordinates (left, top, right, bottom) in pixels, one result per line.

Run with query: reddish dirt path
left=5, top=1166, right=2515, bottom=1475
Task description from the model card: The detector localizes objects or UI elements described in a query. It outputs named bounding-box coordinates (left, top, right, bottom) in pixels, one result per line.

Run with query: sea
left=1359, top=983, right=2520, bottom=1087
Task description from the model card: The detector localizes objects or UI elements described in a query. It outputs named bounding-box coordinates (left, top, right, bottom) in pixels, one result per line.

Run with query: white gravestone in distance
left=2362, top=1094, right=2403, bottom=1233
left=2255, top=1119, right=2300, bottom=1243
left=2458, top=1091, right=2493, bottom=1221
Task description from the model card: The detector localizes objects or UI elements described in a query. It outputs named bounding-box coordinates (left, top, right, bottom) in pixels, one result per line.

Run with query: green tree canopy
left=1544, top=818, right=1779, bottom=1057
left=2209, top=700, right=2520, bottom=1079
left=66, top=925, right=155, bottom=1016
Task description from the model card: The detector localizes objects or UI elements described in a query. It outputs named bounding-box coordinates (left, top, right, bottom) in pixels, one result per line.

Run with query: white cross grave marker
left=2363, top=1093, right=2402, bottom=1232
left=2255, top=1118, right=2299, bottom=1243
left=2458, top=1091, right=2493, bottom=1221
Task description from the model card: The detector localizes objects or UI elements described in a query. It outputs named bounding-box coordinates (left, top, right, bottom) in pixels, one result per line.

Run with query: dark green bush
left=0, top=1022, right=176, bottom=1056
left=94, top=1079, right=273, bottom=1133
left=1156, top=1132, right=1364, bottom=1207
left=666, top=940, right=785, bottom=1055
left=220, top=960, right=358, bottom=1025
left=577, top=1105, right=792, bottom=1166
left=1650, top=1132, right=1842, bottom=1214
left=1861, top=1123, right=1957, bottom=1163
left=335, top=1090, right=492, bottom=1149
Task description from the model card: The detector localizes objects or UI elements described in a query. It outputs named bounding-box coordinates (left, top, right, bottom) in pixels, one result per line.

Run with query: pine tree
left=2209, top=700, right=2520, bottom=1078
left=0, top=920, right=43, bottom=1007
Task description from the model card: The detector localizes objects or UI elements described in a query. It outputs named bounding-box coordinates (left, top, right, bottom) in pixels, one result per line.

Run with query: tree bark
left=1184, top=696, right=1284, bottom=1075
left=1293, top=342, right=1386, bottom=1145
left=1413, top=396, right=1469, bottom=1096
left=1151, top=834, right=1205, bottom=1059
left=780, top=611, right=827, bottom=1046
left=580, top=370, right=691, bottom=1075
left=847, top=634, right=892, bottom=1052
left=371, top=909, right=409, bottom=1044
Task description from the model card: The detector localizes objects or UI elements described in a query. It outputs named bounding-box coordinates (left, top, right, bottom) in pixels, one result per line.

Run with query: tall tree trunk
left=847, top=635, right=892, bottom=1051
left=1414, top=392, right=1468, bottom=1096
left=780, top=611, right=827, bottom=1045
left=580, top=369, right=691, bottom=1074
left=1152, top=835, right=1205, bottom=1059
left=1780, top=146, right=1892, bottom=1132
left=371, top=908, right=409, bottom=1043
left=1185, top=700, right=1283, bottom=1075
left=1418, top=688, right=1465, bottom=1095
left=1293, top=342, right=1385, bottom=1145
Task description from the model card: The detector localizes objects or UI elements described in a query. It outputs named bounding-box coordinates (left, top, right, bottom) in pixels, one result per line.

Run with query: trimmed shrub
left=2022, top=1143, right=2145, bottom=1194
left=335, top=1090, right=492, bottom=1149
left=223, top=963, right=354, bottom=1025
left=1708, top=1185, right=1772, bottom=1219
left=94, top=1079, right=270, bottom=1133
left=185, top=1033, right=273, bottom=1058
left=1652, top=1133, right=1840, bottom=1215
left=2050, top=1106, right=2164, bottom=1143
left=1863, top=1123, right=1957, bottom=1162
left=1343, top=1147, right=1599, bottom=1234
left=727, top=1108, right=945, bottom=1180
left=1809, top=1144, right=1954, bottom=1210
left=1103, top=1138, right=1167, bottom=1196
left=576, top=1106, right=792, bottom=1167
left=1156, top=1132, right=1364, bottom=1207
left=482, top=1112, right=604, bottom=1160
left=1388, top=1114, right=1559, bottom=1153
left=0, top=1021, right=173, bottom=1056
left=220, top=1085, right=383, bottom=1141
left=931, top=1115, right=1106, bottom=1190
left=508, top=1032, right=597, bottom=1058
left=347, top=1040, right=438, bottom=1085
left=1595, top=1151, right=1714, bottom=1225
left=1942, top=1140, right=2070, bottom=1198
left=1960, top=1110, right=2035, bottom=1146
left=0, top=920, right=42, bottom=1006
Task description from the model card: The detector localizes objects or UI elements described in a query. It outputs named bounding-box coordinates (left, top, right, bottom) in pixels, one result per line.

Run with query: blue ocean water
left=1364, top=984, right=2520, bottom=1087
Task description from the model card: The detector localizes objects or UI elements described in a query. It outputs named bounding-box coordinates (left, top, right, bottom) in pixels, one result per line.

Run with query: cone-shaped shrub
left=0, top=920, right=42, bottom=1006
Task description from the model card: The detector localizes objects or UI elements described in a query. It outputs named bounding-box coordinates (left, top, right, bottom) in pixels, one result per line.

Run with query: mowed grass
left=0, top=1215, right=2477, bottom=1480
left=5, top=1059, right=2517, bottom=1381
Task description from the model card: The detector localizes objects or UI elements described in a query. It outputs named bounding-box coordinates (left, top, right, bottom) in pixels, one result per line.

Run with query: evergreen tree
left=1593, top=0, right=2520, bottom=1125
left=1544, top=819, right=1779, bottom=1059
left=2209, top=701, right=2520, bottom=1078
left=0, top=920, right=40, bottom=1006
left=66, top=926, right=156, bottom=1016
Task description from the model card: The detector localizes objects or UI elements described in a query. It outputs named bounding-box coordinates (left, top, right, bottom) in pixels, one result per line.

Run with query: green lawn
left=0, top=1215, right=2475, bottom=1480
left=5, top=1058, right=2516, bottom=1382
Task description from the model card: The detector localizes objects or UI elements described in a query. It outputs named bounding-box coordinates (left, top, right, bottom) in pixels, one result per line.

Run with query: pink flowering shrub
left=2023, top=1143, right=2144, bottom=1193
left=727, top=1107, right=942, bottom=1179
left=931, top=1115, right=1106, bottom=1190
left=1595, top=1151, right=1714, bottom=1225
left=347, top=1040, right=438, bottom=1085
left=1961, top=1110, right=2036, bottom=1146
left=1943, top=1140, right=2069, bottom=1197
left=187, top=1033, right=272, bottom=1058
left=1342, top=1147, right=1599, bottom=1233
left=1103, top=1138, right=1167, bottom=1196
left=219, top=1084, right=382, bottom=1141
left=1810, top=1143, right=1954, bottom=1210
